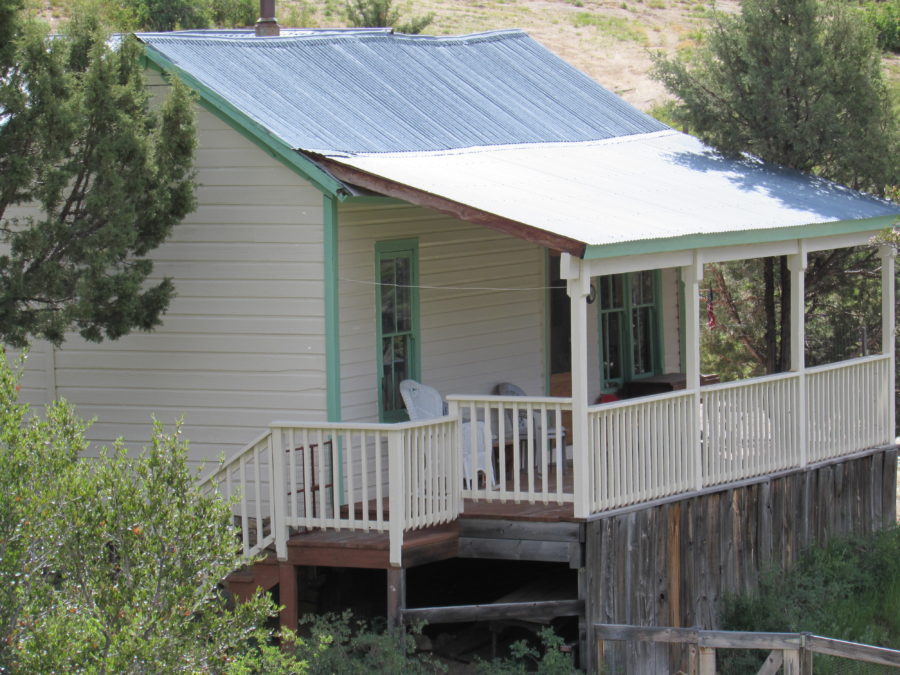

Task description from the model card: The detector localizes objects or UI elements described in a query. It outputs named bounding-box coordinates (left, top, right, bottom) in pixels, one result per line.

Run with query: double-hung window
left=375, top=239, right=420, bottom=422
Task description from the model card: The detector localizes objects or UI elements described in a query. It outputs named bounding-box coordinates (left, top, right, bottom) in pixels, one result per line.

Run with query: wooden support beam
left=387, top=567, right=406, bottom=630
left=783, top=648, right=801, bottom=674
left=278, top=562, right=298, bottom=631
left=698, top=646, right=716, bottom=675
left=756, top=650, right=783, bottom=675
left=401, top=599, right=583, bottom=625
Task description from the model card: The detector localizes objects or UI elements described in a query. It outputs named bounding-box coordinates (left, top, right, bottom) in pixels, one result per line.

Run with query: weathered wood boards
left=584, top=447, right=897, bottom=673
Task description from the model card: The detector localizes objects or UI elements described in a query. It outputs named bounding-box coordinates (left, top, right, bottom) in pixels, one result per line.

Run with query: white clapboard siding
left=12, top=71, right=330, bottom=471
left=338, top=201, right=546, bottom=429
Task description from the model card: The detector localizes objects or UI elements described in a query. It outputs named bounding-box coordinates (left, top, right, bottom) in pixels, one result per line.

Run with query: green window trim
left=597, top=270, right=663, bottom=393
left=375, top=239, right=420, bottom=422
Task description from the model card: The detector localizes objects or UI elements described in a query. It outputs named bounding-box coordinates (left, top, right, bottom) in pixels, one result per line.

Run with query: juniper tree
left=652, top=0, right=899, bottom=375
left=0, top=1, right=196, bottom=348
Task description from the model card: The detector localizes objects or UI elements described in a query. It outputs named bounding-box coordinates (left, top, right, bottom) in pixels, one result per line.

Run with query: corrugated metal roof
left=330, top=131, right=900, bottom=248
left=138, top=28, right=898, bottom=252
left=137, top=29, right=667, bottom=154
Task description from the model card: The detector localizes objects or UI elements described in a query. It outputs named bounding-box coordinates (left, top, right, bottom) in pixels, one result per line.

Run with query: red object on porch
left=597, top=393, right=619, bottom=404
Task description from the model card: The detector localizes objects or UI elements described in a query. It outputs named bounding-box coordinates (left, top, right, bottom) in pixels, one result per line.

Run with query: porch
left=202, top=234, right=896, bottom=569
left=203, top=355, right=894, bottom=567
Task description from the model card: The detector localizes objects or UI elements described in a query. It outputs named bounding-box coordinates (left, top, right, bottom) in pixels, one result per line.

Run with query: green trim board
left=324, top=195, right=342, bottom=423
left=375, top=239, right=421, bottom=423
left=140, top=48, right=348, bottom=198
left=582, top=216, right=899, bottom=260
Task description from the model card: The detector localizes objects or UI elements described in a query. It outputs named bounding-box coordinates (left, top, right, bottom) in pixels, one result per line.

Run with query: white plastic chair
left=399, top=379, right=495, bottom=489
left=494, top=382, right=566, bottom=470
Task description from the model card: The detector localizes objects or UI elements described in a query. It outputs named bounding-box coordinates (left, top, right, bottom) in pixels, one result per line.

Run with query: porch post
left=789, top=247, right=808, bottom=467
left=682, top=255, right=703, bottom=491
left=562, top=253, right=591, bottom=519
left=881, top=244, right=896, bottom=437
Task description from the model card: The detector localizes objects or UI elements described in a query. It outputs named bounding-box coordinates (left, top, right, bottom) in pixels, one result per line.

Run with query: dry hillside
left=281, top=0, right=742, bottom=111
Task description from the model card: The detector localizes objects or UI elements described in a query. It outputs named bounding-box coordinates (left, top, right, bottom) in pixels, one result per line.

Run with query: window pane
left=612, top=275, right=624, bottom=308
left=395, top=256, right=411, bottom=333
left=380, top=259, right=396, bottom=334
left=381, top=335, right=409, bottom=413
left=603, top=312, right=622, bottom=382
left=632, top=307, right=653, bottom=375
left=641, top=270, right=654, bottom=304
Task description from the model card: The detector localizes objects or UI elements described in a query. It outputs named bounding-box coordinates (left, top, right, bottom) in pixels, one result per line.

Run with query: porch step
left=224, top=551, right=280, bottom=601
left=284, top=521, right=460, bottom=569
left=458, top=518, right=584, bottom=568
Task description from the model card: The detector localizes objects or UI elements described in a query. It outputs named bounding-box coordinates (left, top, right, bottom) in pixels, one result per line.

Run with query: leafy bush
left=345, top=0, right=434, bottom=34
left=227, top=612, right=446, bottom=674
left=120, top=0, right=256, bottom=31
left=859, top=0, right=900, bottom=52
left=475, top=628, right=581, bottom=675
left=0, top=350, right=276, bottom=673
left=720, top=527, right=900, bottom=673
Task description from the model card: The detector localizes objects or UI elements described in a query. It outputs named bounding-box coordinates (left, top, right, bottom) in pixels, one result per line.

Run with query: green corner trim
left=324, top=196, right=344, bottom=503
left=324, top=195, right=342, bottom=423
left=141, top=47, right=348, bottom=198
left=583, top=216, right=898, bottom=260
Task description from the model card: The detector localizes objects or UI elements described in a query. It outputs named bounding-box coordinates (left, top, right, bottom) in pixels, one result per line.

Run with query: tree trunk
left=779, top=255, right=791, bottom=371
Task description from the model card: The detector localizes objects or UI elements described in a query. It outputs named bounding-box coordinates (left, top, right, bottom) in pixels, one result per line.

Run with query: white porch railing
left=807, top=354, right=893, bottom=462
left=588, top=390, right=696, bottom=511
left=201, top=356, right=893, bottom=565
left=200, top=417, right=459, bottom=566
left=701, top=372, right=801, bottom=487
left=447, top=395, right=573, bottom=505
left=583, top=356, right=892, bottom=511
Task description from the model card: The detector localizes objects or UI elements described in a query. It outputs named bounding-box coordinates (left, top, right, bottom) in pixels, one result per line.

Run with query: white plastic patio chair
left=399, top=379, right=495, bottom=489
left=494, top=382, right=566, bottom=470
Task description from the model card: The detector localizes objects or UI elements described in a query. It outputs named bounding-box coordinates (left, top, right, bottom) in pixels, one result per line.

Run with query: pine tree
left=652, top=0, right=898, bottom=375
left=0, top=1, right=196, bottom=348
left=652, top=0, right=898, bottom=194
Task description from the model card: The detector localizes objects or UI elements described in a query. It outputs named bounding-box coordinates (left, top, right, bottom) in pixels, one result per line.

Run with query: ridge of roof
left=137, top=28, right=527, bottom=45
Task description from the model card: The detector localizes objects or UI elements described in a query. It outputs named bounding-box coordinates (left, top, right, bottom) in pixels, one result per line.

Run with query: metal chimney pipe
left=255, top=0, right=279, bottom=36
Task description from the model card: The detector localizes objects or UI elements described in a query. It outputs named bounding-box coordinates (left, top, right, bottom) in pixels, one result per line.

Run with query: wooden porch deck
left=278, top=464, right=578, bottom=571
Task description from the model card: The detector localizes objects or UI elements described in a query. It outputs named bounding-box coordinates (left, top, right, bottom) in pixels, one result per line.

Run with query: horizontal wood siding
left=17, top=71, right=328, bottom=469
left=584, top=448, right=898, bottom=673
left=338, top=202, right=546, bottom=423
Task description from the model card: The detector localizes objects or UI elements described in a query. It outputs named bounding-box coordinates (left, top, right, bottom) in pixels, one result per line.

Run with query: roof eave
left=582, top=215, right=899, bottom=260
left=315, top=154, right=588, bottom=257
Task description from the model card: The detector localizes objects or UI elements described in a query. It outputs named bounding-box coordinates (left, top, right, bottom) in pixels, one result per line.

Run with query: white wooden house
left=13, top=24, right=900, bottom=664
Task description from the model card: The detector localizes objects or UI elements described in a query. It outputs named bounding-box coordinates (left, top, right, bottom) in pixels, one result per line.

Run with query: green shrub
left=0, top=350, right=276, bottom=673
left=475, top=628, right=582, bottom=675
left=228, top=612, right=446, bottom=674
left=859, top=0, right=900, bottom=52
left=720, top=527, right=900, bottom=673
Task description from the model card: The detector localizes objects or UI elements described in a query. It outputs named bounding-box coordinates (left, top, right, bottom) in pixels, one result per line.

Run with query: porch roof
left=319, top=131, right=900, bottom=258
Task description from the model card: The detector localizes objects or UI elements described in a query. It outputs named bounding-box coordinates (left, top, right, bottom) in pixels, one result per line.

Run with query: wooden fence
left=594, top=624, right=900, bottom=674
left=582, top=447, right=898, bottom=673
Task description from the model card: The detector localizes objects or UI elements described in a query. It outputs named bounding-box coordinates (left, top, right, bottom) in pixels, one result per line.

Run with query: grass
left=572, top=11, right=647, bottom=43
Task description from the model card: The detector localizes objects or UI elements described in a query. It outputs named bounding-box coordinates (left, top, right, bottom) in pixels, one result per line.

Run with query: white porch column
left=682, top=255, right=703, bottom=491
left=881, top=244, right=896, bottom=437
left=789, top=247, right=808, bottom=467
left=561, top=253, right=591, bottom=519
